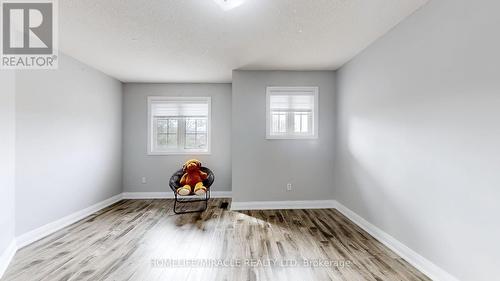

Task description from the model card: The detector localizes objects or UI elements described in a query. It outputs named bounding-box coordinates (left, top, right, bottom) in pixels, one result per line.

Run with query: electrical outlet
left=141, top=177, right=147, bottom=184
left=286, top=183, right=292, bottom=191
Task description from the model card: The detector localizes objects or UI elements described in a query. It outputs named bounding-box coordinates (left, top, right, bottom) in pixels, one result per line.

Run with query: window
left=266, top=87, right=318, bottom=139
left=148, top=97, right=211, bottom=154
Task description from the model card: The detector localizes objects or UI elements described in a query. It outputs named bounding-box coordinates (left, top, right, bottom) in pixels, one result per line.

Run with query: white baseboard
left=209, top=191, right=232, bottom=198
left=332, top=200, right=460, bottom=281
left=122, top=191, right=232, bottom=199
left=230, top=199, right=336, bottom=211
left=16, top=193, right=123, bottom=249
left=0, top=239, right=17, bottom=279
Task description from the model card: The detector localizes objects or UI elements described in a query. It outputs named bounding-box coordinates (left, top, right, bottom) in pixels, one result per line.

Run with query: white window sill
left=266, top=135, right=318, bottom=140
left=148, top=151, right=211, bottom=156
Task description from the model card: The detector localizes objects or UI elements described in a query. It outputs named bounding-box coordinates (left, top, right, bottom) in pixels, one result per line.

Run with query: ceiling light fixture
left=213, top=0, right=247, bottom=11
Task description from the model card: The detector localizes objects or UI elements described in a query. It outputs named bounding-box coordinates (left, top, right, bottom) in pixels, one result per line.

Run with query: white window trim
left=266, top=86, right=319, bottom=140
left=147, top=96, right=212, bottom=155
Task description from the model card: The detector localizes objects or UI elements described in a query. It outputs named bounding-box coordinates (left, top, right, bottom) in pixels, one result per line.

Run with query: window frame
left=147, top=96, right=211, bottom=155
left=266, top=86, right=319, bottom=140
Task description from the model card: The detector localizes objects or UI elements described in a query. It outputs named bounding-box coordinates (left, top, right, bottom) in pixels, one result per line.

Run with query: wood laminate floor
left=2, top=199, right=431, bottom=281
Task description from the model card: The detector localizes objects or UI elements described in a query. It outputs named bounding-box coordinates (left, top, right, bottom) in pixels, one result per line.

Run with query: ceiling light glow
left=213, top=0, right=247, bottom=11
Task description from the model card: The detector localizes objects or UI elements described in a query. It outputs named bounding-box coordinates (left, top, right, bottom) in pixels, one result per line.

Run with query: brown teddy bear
left=177, top=159, right=208, bottom=196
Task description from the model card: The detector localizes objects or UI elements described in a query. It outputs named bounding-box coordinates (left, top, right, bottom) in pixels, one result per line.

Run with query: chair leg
left=173, top=191, right=210, bottom=214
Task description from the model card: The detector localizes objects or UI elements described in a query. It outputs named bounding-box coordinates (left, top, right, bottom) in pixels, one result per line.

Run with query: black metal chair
left=169, top=167, right=215, bottom=214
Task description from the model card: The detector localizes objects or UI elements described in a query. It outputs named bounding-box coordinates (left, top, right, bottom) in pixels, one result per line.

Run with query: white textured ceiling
left=60, top=0, right=428, bottom=82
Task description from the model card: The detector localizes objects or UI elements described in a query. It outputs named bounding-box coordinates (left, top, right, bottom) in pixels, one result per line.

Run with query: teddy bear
left=177, top=159, right=208, bottom=196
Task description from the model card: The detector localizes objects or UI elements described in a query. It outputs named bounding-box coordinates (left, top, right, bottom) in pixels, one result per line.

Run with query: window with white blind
left=148, top=97, right=211, bottom=154
left=266, top=87, right=318, bottom=139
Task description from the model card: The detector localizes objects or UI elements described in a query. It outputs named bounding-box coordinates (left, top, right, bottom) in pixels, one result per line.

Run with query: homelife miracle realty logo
left=1, top=0, right=58, bottom=69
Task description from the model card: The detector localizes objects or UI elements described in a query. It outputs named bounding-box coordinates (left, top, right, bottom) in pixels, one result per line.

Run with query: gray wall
left=0, top=71, right=16, bottom=261
left=15, top=53, right=123, bottom=235
left=335, top=0, right=500, bottom=280
left=232, top=70, right=336, bottom=202
left=123, top=83, right=232, bottom=192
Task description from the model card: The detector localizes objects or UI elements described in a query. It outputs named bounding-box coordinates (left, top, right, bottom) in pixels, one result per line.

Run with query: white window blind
left=148, top=97, right=211, bottom=154
left=150, top=101, right=209, bottom=117
left=266, top=87, right=318, bottom=139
